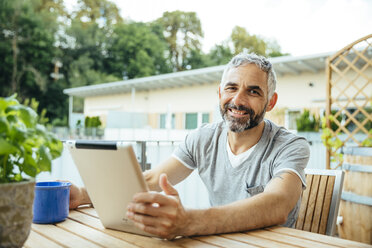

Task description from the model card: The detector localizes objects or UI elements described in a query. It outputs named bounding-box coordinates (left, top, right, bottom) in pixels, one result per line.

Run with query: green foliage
left=51, top=116, right=68, bottom=127
left=84, top=116, right=102, bottom=128
left=361, top=129, right=372, bottom=147
left=74, top=0, right=123, bottom=27
left=206, top=42, right=234, bottom=66
left=328, top=110, right=343, bottom=132
left=295, top=109, right=320, bottom=132
left=0, top=95, right=63, bottom=183
left=23, top=98, right=49, bottom=125
left=84, top=116, right=103, bottom=137
left=0, top=0, right=67, bottom=124
left=106, top=22, right=171, bottom=79
left=230, top=26, right=286, bottom=57
left=320, top=115, right=343, bottom=168
left=155, top=11, right=204, bottom=71
left=204, top=27, right=286, bottom=66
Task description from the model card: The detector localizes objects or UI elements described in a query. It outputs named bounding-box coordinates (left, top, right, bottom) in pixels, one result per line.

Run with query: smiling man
left=70, top=52, right=310, bottom=240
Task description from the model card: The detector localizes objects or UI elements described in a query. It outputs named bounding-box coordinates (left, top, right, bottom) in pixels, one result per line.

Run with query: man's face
left=219, top=64, right=270, bottom=133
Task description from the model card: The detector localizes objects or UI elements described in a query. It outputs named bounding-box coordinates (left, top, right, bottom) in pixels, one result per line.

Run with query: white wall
left=82, top=66, right=372, bottom=127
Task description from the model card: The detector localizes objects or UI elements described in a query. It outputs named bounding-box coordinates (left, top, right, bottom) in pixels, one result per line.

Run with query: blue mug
left=33, top=181, right=71, bottom=224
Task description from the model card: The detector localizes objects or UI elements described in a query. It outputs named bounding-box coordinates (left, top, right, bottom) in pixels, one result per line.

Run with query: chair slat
left=296, top=174, right=313, bottom=230
left=310, top=175, right=329, bottom=233
left=318, top=176, right=335, bottom=234
left=303, top=175, right=321, bottom=231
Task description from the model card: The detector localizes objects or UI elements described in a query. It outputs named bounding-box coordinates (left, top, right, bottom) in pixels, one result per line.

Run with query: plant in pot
left=0, top=95, right=63, bottom=247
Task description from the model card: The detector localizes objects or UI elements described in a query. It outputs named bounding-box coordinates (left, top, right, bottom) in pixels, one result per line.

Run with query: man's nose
left=232, top=90, right=247, bottom=106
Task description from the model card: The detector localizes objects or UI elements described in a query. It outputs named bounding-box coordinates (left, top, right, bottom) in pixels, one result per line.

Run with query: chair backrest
left=295, top=168, right=345, bottom=236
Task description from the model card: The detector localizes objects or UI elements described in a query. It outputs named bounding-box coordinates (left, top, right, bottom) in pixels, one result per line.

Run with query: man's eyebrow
left=224, top=82, right=237, bottom=87
left=223, top=82, right=264, bottom=93
left=247, top=85, right=263, bottom=92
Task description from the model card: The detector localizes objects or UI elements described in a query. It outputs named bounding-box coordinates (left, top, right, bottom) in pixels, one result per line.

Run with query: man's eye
left=225, top=87, right=236, bottom=91
left=249, top=90, right=259, bottom=95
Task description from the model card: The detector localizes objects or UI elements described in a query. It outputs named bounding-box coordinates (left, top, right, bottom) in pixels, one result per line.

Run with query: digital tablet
left=65, top=140, right=157, bottom=237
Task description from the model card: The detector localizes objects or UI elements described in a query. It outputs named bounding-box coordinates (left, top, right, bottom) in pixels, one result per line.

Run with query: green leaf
left=21, top=160, right=37, bottom=178
left=38, top=145, right=52, bottom=172
left=0, top=116, right=9, bottom=135
left=0, top=138, right=18, bottom=155
left=6, top=105, right=37, bottom=128
left=14, top=173, right=22, bottom=181
left=10, top=126, right=28, bottom=143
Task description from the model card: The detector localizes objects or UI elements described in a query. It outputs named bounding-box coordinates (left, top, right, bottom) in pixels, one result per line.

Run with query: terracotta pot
left=0, top=180, right=35, bottom=248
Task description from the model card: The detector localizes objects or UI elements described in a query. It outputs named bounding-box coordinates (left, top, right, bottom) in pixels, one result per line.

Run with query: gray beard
left=220, top=102, right=267, bottom=133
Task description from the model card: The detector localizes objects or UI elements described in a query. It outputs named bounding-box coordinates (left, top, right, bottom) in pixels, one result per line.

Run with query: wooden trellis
left=325, top=34, right=372, bottom=169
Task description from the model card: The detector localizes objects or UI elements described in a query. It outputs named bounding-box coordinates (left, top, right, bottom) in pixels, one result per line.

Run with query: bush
left=296, top=109, right=320, bottom=132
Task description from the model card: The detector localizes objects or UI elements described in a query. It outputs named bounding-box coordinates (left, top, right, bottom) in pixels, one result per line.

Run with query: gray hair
left=221, top=52, right=277, bottom=98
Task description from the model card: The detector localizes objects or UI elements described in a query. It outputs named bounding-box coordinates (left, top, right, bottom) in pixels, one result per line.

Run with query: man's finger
left=127, top=212, right=175, bottom=239
left=127, top=202, right=176, bottom=217
left=159, top=173, right=178, bottom=196
left=133, top=192, right=177, bottom=206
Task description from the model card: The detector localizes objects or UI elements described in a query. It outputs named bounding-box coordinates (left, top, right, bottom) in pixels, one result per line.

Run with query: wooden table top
left=24, top=207, right=369, bottom=248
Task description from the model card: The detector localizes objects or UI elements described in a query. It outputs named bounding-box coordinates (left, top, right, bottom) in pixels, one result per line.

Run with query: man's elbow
left=276, top=212, right=288, bottom=225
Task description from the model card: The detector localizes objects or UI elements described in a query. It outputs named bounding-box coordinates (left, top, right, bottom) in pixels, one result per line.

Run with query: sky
left=67, top=0, right=372, bottom=56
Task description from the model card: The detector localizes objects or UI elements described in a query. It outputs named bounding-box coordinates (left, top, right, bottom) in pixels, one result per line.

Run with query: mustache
left=224, top=103, right=255, bottom=115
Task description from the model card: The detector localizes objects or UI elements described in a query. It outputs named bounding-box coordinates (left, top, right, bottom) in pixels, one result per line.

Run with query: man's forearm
left=183, top=192, right=290, bottom=236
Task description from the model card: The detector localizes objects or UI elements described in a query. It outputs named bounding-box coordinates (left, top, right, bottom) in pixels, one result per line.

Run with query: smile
left=228, top=108, right=248, bottom=117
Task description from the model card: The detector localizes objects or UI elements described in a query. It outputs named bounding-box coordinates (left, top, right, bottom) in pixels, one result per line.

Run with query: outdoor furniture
left=24, top=207, right=368, bottom=248
left=296, top=168, right=345, bottom=236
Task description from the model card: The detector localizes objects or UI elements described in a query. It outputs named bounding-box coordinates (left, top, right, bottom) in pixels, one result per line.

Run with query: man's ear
left=218, top=86, right=221, bottom=99
left=266, top=92, right=278, bottom=112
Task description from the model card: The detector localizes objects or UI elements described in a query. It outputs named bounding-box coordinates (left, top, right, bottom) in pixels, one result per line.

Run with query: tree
left=0, top=0, right=71, bottom=124
left=231, top=26, right=267, bottom=55
left=106, top=22, right=171, bottom=79
left=206, top=41, right=233, bottom=66
left=155, top=11, right=204, bottom=71
left=204, top=26, right=287, bottom=66
left=231, top=26, right=287, bottom=57
left=74, top=0, right=122, bottom=26
left=0, top=0, right=57, bottom=96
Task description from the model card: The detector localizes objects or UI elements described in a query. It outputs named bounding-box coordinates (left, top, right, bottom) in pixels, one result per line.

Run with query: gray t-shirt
left=173, top=119, right=310, bottom=227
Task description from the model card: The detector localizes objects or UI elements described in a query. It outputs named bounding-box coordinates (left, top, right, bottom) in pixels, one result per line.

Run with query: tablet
left=65, top=140, right=157, bottom=237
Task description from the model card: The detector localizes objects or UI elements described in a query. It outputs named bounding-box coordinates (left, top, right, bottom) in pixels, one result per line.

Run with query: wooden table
left=24, top=207, right=369, bottom=248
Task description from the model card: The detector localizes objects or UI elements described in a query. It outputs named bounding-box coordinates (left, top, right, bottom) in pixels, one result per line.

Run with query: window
left=159, top=114, right=166, bottom=129
left=202, top=113, right=209, bottom=124
left=185, top=112, right=210, bottom=130
left=185, top=113, right=198, bottom=129
left=160, top=113, right=175, bottom=129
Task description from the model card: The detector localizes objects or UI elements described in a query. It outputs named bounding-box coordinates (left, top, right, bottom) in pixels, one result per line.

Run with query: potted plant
left=0, top=95, right=63, bottom=247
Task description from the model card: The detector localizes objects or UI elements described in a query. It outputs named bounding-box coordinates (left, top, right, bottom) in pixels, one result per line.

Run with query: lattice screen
left=325, top=34, right=372, bottom=169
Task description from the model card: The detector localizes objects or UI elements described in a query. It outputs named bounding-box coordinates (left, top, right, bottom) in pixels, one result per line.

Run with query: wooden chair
left=295, top=168, right=345, bottom=236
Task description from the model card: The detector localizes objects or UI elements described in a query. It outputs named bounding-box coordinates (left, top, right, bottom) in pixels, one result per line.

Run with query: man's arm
left=187, top=170, right=302, bottom=234
left=126, top=170, right=302, bottom=239
left=69, top=156, right=193, bottom=208
left=144, top=157, right=193, bottom=191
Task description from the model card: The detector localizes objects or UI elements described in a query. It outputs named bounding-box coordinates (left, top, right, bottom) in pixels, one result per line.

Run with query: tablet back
left=66, top=140, right=156, bottom=237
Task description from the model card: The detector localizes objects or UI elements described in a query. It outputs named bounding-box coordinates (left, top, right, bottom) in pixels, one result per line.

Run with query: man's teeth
left=230, top=109, right=246, bottom=115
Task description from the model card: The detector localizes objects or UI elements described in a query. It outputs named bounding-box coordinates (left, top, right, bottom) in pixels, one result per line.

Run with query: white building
left=64, top=50, right=371, bottom=138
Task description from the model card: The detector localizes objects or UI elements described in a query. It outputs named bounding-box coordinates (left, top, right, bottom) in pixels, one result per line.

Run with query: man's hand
left=58, top=180, right=91, bottom=209
left=69, top=183, right=85, bottom=209
left=126, top=173, right=190, bottom=240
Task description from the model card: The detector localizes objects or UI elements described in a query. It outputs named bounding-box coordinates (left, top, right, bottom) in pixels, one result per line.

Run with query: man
left=70, top=52, right=310, bottom=240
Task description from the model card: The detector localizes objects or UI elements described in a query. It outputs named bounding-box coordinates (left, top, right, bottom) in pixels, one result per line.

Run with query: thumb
left=159, top=173, right=178, bottom=197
